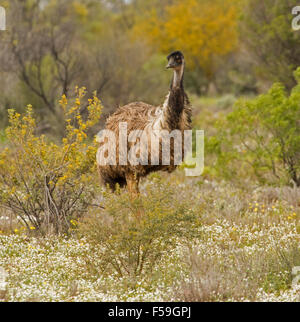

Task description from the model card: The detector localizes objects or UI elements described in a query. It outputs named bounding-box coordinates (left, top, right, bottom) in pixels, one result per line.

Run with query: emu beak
left=166, top=62, right=173, bottom=69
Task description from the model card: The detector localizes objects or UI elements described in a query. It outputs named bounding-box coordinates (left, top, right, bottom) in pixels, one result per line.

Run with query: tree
left=132, top=0, right=239, bottom=93
left=240, top=0, right=300, bottom=91
left=0, top=1, right=85, bottom=120
left=0, top=0, right=170, bottom=132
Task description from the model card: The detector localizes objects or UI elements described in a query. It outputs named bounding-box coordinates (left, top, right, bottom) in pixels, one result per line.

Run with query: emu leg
left=125, top=172, right=140, bottom=197
left=126, top=172, right=144, bottom=218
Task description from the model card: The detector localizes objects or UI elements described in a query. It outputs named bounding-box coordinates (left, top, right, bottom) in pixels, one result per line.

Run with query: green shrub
left=78, top=180, right=200, bottom=279
left=208, top=67, right=300, bottom=186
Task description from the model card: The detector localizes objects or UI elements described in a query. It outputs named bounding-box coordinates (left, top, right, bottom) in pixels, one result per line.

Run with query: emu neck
left=172, top=63, right=185, bottom=89
left=164, top=63, right=185, bottom=130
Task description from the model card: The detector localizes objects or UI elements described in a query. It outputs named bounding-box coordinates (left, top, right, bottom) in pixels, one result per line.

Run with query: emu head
left=166, top=51, right=184, bottom=70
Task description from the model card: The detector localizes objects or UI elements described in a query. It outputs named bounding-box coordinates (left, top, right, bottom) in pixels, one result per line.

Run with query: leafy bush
left=78, top=180, right=200, bottom=279
left=208, top=68, right=300, bottom=186
left=0, top=87, right=102, bottom=234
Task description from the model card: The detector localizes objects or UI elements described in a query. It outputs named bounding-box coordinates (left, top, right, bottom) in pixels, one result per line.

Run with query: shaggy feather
left=97, top=52, right=192, bottom=193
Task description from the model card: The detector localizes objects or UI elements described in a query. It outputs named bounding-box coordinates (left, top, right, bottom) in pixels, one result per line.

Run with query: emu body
left=97, top=51, right=192, bottom=195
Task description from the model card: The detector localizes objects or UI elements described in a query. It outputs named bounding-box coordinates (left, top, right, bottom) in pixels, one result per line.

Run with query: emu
left=97, top=51, right=192, bottom=195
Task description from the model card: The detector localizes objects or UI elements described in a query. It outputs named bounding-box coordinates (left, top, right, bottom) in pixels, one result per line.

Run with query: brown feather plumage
left=97, top=52, right=192, bottom=194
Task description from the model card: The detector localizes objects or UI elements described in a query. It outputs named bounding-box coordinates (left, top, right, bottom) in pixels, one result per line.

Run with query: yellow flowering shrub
left=0, top=87, right=103, bottom=234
